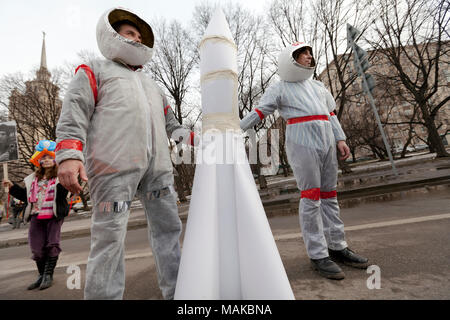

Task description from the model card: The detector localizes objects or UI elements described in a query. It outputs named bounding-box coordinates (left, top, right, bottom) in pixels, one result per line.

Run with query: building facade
left=318, top=41, right=450, bottom=160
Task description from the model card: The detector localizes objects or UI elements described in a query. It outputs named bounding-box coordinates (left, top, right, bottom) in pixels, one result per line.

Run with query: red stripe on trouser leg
left=320, top=190, right=337, bottom=199
left=300, top=188, right=320, bottom=201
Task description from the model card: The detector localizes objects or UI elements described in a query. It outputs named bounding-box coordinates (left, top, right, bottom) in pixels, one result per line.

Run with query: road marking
left=1, top=213, right=449, bottom=277
left=274, top=213, right=450, bottom=241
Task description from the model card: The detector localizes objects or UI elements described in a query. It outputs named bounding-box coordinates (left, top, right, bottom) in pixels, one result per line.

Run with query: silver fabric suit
left=240, top=43, right=348, bottom=259
left=55, top=8, right=191, bottom=299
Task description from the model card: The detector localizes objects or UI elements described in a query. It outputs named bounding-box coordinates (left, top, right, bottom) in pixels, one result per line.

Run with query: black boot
left=329, top=247, right=369, bottom=269
left=27, top=259, right=46, bottom=290
left=39, top=256, right=58, bottom=290
left=310, top=257, right=345, bottom=280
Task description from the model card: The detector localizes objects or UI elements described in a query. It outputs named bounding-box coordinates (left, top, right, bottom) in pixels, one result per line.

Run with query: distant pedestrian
left=0, top=200, right=5, bottom=223
left=10, top=199, right=25, bottom=229
left=2, top=140, right=70, bottom=290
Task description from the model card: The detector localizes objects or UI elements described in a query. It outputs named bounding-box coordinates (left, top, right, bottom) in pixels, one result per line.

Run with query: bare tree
left=144, top=18, right=200, bottom=201
left=0, top=69, right=63, bottom=177
left=314, top=0, right=381, bottom=171
left=374, top=63, right=423, bottom=158
left=192, top=2, right=277, bottom=188
left=341, top=83, right=405, bottom=161
left=267, top=0, right=375, bottom=108
left=369, top=0, right=450, bottom=157
left=0, top=50, right=100, bottom=209
left=340, top=101, right=367, bottom=162
left=268, top=0, right=322, bottom=54
left=146, top=18, right=199, bottom=125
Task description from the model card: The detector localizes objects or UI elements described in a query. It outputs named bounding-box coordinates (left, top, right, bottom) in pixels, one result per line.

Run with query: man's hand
left=2, top=179, right=13, bottom=189
left=57, top=159, right=88, bottom=195
left=337, top=140, right=350, bottom=161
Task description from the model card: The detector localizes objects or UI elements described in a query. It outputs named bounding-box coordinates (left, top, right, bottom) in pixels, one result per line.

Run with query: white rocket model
left=174, top=8, right=294, bottom=300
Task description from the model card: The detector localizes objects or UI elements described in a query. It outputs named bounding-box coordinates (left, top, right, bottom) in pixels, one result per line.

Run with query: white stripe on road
left=1, top=213, right=450, bottom=277
left=0, top=252, right=155, bottom=277
left=274, top=213, right=450, bottom=241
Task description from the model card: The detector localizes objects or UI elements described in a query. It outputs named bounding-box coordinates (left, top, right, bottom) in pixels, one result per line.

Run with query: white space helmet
left=277, top=42, right=316, bottom=82
left=96, top=7, right=154, bottom=66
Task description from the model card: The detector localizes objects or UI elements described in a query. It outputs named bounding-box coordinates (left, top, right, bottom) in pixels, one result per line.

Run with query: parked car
left=413, top=144, right=428, bottom=151
left=393, top=146, right=415, bottom=154
left=393, top=147, right=402, bottom=154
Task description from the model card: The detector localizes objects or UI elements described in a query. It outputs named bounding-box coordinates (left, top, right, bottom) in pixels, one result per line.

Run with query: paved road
left=0, top=189, right=449, bottom=299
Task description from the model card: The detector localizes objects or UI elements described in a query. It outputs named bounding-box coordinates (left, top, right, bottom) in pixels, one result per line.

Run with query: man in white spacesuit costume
left=240, top=42, right=369, bottom=280
left=56, top=7, right=193, bottom=299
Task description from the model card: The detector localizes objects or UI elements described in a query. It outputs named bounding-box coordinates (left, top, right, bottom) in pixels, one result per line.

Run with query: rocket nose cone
left=203, top=8, right=234, bottom=43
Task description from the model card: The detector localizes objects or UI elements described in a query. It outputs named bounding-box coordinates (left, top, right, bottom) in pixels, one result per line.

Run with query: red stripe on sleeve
left=75, top=64, right=98, bottom=104
left=189, top=131, right=195, bottom=146
left=255, top=108, right=264, bottom=120
left=55, top=140, right=83, bottom=152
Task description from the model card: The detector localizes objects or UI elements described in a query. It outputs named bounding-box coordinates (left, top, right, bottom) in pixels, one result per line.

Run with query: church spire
left=40, top=31, right=47, bottom=70
left=37, top=31, right=50, bottom=81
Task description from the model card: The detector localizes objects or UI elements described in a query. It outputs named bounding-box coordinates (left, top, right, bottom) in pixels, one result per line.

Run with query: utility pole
left=347, top=23, right=398, bottom=176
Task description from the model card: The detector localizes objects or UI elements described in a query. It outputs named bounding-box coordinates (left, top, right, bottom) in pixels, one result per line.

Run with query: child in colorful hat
left=2, top=139, right=70, bottom=290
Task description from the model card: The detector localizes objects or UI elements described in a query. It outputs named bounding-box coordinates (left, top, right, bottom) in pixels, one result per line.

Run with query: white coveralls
left=55, top=7, right=192, bottom=299
left=240, top=42, right=348, bottom=260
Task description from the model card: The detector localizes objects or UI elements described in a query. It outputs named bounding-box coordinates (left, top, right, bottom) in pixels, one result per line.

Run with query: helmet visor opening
left=108, top=9, right=154, bottom=48
left=292, top=47, right=315, bottom=67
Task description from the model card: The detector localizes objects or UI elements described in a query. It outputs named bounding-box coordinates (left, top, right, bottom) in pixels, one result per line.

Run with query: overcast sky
left=0, top=0, right=267, bottom=78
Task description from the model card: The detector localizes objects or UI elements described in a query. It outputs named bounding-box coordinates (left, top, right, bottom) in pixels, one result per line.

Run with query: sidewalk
left=0, top=202, right=190, bottom=248
left=1, top=153, right=449, bottom=248
left=260, top=152, right=450, bottom=200
left=261, top=151, right=439, bottom=189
